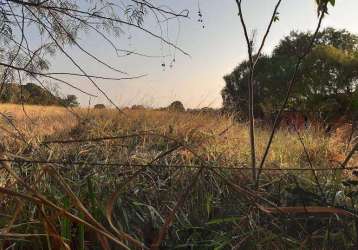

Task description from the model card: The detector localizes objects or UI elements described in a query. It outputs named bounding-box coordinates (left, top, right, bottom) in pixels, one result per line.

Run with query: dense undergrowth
left=0, top=105, right=357, bottom=249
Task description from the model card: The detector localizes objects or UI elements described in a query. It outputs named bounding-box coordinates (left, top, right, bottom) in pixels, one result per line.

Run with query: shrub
left=167, top=101, right=185, bottom=112
left=94, top=104, right=106, bottom=109
left=131, top=105, right=145, bottom=110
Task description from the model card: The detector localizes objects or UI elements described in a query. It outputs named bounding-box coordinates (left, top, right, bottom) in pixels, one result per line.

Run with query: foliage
left=0, top=105, right=357, bottom=249
left=0, top=82, right=79, bottom=107
left=63, top=94, right=79, bottom=107
left=316, top=0, right=336, bottom=15
left=94, top=103, right=106, bottom=109
left=167, top=100, right=185, bottom=112
left=222, top=28, right=358, bottom=121
left=131, top=104, right=145, bottom=110
left=0, top=1, right=357, bottom=249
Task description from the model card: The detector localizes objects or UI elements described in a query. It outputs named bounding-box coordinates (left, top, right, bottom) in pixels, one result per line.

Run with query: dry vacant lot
left=0, top=104, right=357, bottom=249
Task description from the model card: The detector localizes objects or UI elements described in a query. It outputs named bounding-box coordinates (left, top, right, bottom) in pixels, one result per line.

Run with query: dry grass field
left=0, top=104, right=77, bottom=141
left=0, top=104, right=357, bottom=249
left=0, top=104, right=354, bottom=168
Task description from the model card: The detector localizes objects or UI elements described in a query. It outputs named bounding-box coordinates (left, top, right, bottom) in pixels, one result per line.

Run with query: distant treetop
left=0, top=83, right=79, bottom=107
left=167, top=101, right=185, bottom=112
left=94, top=104, right=106, bottom=109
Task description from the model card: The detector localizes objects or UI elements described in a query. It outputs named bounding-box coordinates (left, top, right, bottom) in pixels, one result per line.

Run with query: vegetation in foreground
left=0, top=104, right=357, bottom=249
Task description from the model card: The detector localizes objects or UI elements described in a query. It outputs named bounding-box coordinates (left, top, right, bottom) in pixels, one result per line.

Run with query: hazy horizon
left=48, top=0, right=358, bottom=109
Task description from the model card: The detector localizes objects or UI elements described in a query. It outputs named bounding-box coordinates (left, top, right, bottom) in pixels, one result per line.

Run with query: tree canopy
left=222, top=27, right=358, bottom=121
left=0, top=82, right=79, bottom=106
left=167, top=101, right=185, bottom=112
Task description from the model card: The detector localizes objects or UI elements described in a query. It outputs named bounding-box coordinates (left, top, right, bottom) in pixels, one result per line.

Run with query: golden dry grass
left=0, top=103, right=355, bottom=171
left=0, top=104, right=78, bottom=138
left=0, top=104, right=357, bottom=249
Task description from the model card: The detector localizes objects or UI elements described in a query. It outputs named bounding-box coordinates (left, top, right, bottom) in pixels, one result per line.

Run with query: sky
left=50, top=0, right=358, bottom=109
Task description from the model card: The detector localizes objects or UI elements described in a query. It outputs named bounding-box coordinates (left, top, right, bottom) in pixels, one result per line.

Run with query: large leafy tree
left=222, top=27, right=358, bottom=121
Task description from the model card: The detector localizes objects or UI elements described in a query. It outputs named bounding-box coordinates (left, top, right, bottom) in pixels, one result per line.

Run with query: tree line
left=221, top=27, right=358, bottom=123
left=0, top=82, right=79, bottom=107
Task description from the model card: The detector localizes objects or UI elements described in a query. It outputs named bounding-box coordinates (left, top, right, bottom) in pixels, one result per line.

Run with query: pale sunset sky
left=51, top=0, right=358, bottom=108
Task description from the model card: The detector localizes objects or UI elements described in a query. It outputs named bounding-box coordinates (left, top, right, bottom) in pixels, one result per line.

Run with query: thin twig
left=257, top=10, right=326, bottom=185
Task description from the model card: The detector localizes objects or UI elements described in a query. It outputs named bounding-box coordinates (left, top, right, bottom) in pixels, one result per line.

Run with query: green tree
left=167, top=101, right=185, bottom=112
left=0, top=82, right=80, bottom=106
left=63, top=94, right=79, bottom=107
left=222, top=28, right=358, bottom=121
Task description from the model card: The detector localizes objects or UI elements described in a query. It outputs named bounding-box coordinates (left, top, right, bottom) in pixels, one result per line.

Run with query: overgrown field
left=0, top=104, right=357, bottom=249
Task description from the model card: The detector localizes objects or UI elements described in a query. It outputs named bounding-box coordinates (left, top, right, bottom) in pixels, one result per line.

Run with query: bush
left=167, top=101, right=185, bottom=112
left=94, top=104, right=106, bottom=109
left=131, top=105, right=145, bottom=110
left=62, top=95, right=79, bottom=107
